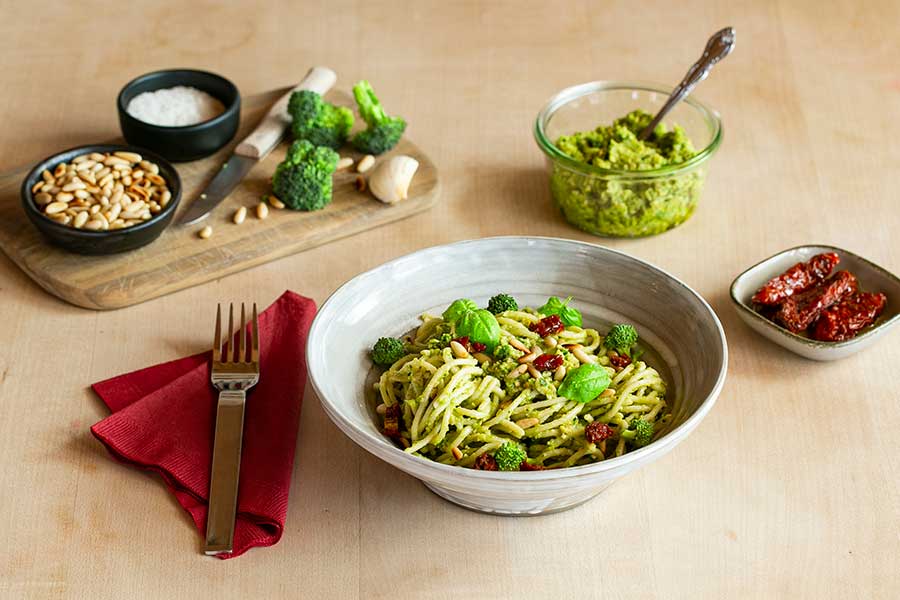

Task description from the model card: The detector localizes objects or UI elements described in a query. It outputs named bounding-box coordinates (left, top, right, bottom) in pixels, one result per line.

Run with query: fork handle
left=204, top=390, right=246, bottom=555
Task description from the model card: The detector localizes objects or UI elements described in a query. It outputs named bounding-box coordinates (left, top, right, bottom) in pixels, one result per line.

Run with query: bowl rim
left=729, top=244, right=900, bottom=349
left=116, top=68, right=240, bottom=132
left=307, top=235, right=729, bottom=482
left=533, top=80, right=723, bottom=180
left=20, top=143, right=182, bottom=238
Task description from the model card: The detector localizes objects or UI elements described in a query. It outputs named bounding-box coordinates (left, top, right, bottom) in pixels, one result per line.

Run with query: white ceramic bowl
left=730, top=244, right=900, bottom=361
left=307, top=237, right=728, bottom=515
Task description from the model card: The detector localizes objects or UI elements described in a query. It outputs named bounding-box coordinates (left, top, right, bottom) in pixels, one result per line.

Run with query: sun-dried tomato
left=608, top=353, right=631, bottom=369
left=474, top=454, right=498, bottom=471
left=452, top=336, right=486, bottom=353
left=585, top=421, right=614, bottom=444
left=529, top=315, right=564, bottom=337
left=532, top=353, right=563, bottom=372
left=752, top=252, right=839, bottom=305
left=811, top=292, right=887, bottom=341
left=775, top=271, right=857, bottom=333
left=383, top=404, right=401, bottom=438
left=519, top=460, right=544, bottom=471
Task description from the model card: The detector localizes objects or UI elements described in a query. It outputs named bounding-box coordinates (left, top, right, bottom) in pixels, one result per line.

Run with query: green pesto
left=551, top=109, right=704, bottom=237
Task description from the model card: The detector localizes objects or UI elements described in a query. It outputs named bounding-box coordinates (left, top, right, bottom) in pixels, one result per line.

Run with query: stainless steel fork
left=204, top=302, right=259, bottom=556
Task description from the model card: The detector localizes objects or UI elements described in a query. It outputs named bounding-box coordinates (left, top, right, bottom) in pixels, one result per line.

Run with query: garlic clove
left=368, top=155, right=419, bottom=204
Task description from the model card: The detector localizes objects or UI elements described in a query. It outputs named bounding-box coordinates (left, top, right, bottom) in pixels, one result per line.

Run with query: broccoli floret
left=272, top=140, right=339, bottom=211
left=371, top=337, right=405, bottom=366
left=629, top=418, right=654, bottom=447
left=604, top=324, right=639, bottom=355
left=288, top=90, right=354, bottom=150
left=487, top=293, right=518, bottom=314
left=494, top=443, right=527, bottom=471
left=351, top=80, right=407, bottom=155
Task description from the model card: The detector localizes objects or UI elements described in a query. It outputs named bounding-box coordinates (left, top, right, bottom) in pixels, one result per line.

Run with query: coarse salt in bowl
left=126, top=85, right=225, bottom=127
left=117, top=69, right=240, bottom=162
left=307, top=237, right=728, bottom=515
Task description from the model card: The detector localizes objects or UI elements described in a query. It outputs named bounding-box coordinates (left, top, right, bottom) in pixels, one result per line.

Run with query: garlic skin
left=368, top=155, right=419, bottom=204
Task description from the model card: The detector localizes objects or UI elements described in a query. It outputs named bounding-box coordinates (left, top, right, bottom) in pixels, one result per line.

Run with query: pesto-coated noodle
left=373, top=304, right=670, bottom=470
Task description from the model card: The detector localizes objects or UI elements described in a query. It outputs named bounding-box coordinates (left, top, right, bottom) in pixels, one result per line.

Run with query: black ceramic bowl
left=21, top=144, right=182, bottom=255
left=117, top=69, right=240, bottom=162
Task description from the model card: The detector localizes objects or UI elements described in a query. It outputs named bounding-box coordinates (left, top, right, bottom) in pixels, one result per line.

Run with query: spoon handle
left=638, top=27, right=736, bottom=141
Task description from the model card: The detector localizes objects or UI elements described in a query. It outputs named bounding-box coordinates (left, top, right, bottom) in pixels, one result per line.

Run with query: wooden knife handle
left=233, top=66, right=337, bottom=160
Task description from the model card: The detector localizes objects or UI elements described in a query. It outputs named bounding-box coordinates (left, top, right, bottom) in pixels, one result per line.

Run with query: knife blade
left=178, top=66, right=337, bottom=226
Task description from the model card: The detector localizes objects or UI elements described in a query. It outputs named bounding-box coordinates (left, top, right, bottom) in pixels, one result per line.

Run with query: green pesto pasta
left=372, top=297, right=670, bottom=471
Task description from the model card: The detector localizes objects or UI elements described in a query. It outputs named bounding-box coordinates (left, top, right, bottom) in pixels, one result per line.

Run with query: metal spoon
left=638, top=27, right=736, bottom=141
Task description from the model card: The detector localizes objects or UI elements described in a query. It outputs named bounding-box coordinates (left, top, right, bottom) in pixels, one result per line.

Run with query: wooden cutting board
left=0, top=87, right=440, bottom=310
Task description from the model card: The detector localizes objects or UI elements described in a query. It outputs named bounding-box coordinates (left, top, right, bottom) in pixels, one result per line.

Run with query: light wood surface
left=0, top=89, right=439, bottom=309
left=1, top=1, right=898, bottom=599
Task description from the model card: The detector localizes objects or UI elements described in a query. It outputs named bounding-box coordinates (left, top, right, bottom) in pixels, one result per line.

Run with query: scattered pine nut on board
left=0, top=88, right=440, bottom=310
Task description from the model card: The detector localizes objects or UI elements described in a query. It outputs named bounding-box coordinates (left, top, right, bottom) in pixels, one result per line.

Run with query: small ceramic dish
left=117, top=69, right=240, bottom=162
left=21, top=144, right=182, bottom=255
left=307, top=236, right=728, bottom=515
left=730, top=245, right=900, bottom=361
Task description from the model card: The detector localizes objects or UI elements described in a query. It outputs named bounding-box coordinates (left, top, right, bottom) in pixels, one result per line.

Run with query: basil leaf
left=557, top=363, right=610, bottom=403
left=442, top=298, right=477, bottom=324
left=539, top=296, right=583, bottom=327
left=455, top=309, right=501, bottom=351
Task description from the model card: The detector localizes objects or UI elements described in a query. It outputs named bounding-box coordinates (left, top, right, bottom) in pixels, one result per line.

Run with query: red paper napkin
left=90, top=291, right=316, bottom=559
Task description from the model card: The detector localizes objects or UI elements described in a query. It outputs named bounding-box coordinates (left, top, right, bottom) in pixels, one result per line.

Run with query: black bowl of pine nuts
left=20, top=144, right=182, bottom=254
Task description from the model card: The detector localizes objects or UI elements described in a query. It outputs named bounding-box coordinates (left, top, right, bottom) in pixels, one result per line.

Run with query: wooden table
left=1, top=1, right=898, bottom=598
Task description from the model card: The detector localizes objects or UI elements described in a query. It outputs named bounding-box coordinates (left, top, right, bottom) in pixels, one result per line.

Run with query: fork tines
left=213, top=302, right=259, bottom=364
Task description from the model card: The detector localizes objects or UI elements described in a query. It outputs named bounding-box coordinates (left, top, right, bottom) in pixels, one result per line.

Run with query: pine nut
left=145, top=173, right=165, bottom=186
left=84, top=219, right=104, bottom=230
left=256, top=202, right=268, bottom=219
left=508, top=364, right=528, bottom=378
left=508, top=337, right=529, bottom=352
left=53, top=163, right=66, bottom=177
left=74, top=189, right=90, bottom=199
left=73, top=211, right=89, bottom=228
left=600, top=388, right=615, bottom=398
left=31, top=181, right=44, bottom=194
left=107, top=204, right=121, bottom=222
left=450, top=340, right=470, bottom=358
left=336, top=157, right=354, bottom=170
left=572, top=345, right=597, bottom=364
left=554, top=365, right=566, bottom=381
left=45, top=202, right=67, bottom=215
left=376, top=403, right=387, bottom=415
left=518, top=349, right=540, bottom=364
left=473, top=352, right=491, bottom=363
left=515, top=418, right=539, bottom=429
left=72, top=154, right=90, bottom=164
left=114, top=151, right=142, bottom=162
left=34, top=192, right=52, bottom=205
left=451, top=447, right=463, bottom=460
left=198, top=225, right=213, bottom=239
left=41, top=170, right=54, bottom=184
left=90, top=204, right=101, bottom=215
left=75, top=160, right=95, bottom=171
left=89, top=152, right=106, bottom=161
left=544, top=336, right=558, bottom=348
left=160, top=190, right=171, bottom=207
left=51, top=214, right=72, bottom=225
left=233, top=206, right=247, bottom=224
left=357, top=154, right=375, bottom=173
left=527, top=364, right=541, bottom=379
left=55, top=192, right=74, bottom=202
left=268, top=195, right=285, bottom=209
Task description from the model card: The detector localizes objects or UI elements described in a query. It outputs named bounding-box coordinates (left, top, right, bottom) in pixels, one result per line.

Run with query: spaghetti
left=372, top=298, right=669, bottom=471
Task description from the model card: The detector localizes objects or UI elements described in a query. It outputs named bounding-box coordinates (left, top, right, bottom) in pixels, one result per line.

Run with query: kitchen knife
left=178, top=66, right=337, bottom=225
